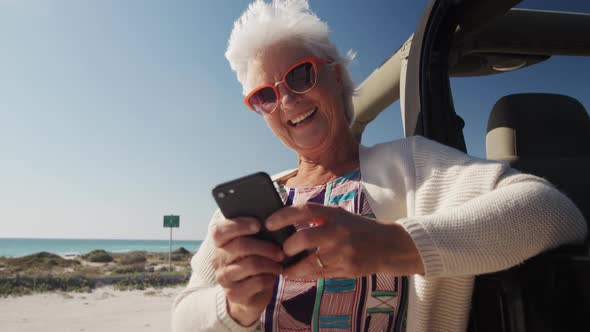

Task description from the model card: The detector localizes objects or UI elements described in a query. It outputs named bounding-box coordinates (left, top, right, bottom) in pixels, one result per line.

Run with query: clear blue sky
left=1, top=0, right=588, bottom=240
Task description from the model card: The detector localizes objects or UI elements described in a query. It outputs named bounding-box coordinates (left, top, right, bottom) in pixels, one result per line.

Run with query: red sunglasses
left=244, top=57, right=330, bottom=115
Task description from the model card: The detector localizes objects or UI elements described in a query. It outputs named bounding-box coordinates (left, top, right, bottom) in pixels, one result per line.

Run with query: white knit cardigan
left=172, top=136, right=587, bottom=332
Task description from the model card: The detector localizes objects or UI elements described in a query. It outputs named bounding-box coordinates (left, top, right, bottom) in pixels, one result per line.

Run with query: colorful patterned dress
left=262, top=170, right=408, bottom=332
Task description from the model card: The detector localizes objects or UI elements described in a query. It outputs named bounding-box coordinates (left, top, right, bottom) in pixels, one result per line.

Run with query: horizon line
left=0, top=236, right=203, bottom=242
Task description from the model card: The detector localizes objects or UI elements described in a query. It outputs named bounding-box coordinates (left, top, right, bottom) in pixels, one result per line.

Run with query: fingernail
left=250, top=222, right=260, bottom=232
left=265, top=218, right=275, bottom=230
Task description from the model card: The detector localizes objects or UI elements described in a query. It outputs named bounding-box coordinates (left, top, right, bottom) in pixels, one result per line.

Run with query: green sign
left=163, top=215, right=180, bottom=228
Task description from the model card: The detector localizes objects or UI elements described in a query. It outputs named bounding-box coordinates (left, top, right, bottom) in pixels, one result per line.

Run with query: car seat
left=468, top=93, right=590, bottom=332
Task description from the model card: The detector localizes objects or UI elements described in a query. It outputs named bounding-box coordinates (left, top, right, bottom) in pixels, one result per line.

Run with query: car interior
left=350, top=0, right=590, bottom=331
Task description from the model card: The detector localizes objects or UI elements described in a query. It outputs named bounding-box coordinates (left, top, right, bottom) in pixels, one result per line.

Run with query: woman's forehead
left=246, top=42, right=314, bottom=85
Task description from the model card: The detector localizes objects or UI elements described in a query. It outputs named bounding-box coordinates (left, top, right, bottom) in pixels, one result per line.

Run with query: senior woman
left=172, top=1, right=587, bottom=331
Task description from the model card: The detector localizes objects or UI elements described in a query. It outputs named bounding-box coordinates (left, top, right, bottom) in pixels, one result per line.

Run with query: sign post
left=163, top=215, right=180, bottom=272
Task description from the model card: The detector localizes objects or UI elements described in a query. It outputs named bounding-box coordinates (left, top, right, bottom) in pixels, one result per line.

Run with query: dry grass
left=0, top=248, right=193, bottom=279
left=0, top=248, right=194, bottom=296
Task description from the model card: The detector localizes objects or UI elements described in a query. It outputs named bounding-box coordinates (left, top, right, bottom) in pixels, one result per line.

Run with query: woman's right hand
left=211, top=217, right=285, bottom=327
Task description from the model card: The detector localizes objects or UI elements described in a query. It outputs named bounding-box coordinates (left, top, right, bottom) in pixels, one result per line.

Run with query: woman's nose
left=278, top=85, right=301, bottom=111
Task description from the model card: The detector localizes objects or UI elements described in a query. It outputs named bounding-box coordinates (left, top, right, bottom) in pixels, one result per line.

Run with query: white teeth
left=290, top=108, right=316, bottom=125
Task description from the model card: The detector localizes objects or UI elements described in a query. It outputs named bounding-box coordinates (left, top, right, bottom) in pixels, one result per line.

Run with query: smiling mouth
left=288, top=107, right=318, bottom=127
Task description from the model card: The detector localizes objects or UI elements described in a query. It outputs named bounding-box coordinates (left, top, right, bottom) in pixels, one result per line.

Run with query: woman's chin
left=288, top=118, right=332, bottom=149
left=289, top=133, right=331, bottom=154
left=293, top=141, right=323, bottom=152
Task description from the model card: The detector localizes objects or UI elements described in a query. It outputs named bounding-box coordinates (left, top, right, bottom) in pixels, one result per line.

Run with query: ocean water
left=0, top=238, right=202, bottom=257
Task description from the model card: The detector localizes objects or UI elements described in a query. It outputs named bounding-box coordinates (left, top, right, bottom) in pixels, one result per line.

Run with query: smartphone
left=212, top=172, right=307, bottom=267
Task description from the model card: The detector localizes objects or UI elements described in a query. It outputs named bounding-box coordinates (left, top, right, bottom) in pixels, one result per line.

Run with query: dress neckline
left=277, top=168, right=361, bottom=191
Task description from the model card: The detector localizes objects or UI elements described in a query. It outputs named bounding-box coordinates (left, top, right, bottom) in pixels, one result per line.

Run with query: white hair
left=225, top=0, right=356, bottom=123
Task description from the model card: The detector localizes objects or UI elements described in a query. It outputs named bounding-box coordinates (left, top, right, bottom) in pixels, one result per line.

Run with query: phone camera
left=228, top=189, right=235, bottom=194
left=217, top=192, right=226, bottom=199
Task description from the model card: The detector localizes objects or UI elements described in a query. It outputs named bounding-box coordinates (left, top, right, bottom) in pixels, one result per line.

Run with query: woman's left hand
left=265, top=203, right=425, bottom=279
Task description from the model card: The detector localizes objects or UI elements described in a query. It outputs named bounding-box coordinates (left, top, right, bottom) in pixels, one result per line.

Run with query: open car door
left=351, top=0, right=590, bottom=331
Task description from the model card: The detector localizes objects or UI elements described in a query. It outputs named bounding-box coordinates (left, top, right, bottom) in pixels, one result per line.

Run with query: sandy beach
left=0, top=286, right=182, bottom=332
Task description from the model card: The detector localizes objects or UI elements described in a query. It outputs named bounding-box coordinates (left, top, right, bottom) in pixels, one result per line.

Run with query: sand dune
left=0, top=286, right=182, bottom=332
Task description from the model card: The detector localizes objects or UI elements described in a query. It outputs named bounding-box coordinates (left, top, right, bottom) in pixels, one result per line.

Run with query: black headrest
left=487, top=93, right=590, bottom=157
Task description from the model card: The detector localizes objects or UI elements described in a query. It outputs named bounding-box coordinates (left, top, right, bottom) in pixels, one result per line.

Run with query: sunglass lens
left=285, top=62, right=316, bottom=92
left=248, top=87, right=277, bottom=114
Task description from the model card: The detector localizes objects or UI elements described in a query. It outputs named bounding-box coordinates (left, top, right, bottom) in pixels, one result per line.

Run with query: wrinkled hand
left=211, top=217, right=284, bottom=327
left=266, top=203, right=424, bottom=279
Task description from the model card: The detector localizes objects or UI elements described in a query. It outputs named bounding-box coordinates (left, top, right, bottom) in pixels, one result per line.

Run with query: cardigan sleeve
left=171, top=210, right=259, bottom=332
left=397, top=137, right=587, bottom=278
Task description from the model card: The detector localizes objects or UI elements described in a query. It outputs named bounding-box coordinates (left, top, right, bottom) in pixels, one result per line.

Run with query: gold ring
left=315, top=251, right=325, bottom=269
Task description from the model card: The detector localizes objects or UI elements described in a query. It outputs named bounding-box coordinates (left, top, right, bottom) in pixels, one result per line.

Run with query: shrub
left=171, top=254, right=188, bottom=262
left=119, top=253, right=147, bottom=265
left=173, top=247, right=191, bottom=255
left=0, top=276, right=94, bottom=297
left=3, top=252, right=80, bottom=276
left=82, top=250, right=114, bottom=263
left=113, top=263, right=145, bottom=274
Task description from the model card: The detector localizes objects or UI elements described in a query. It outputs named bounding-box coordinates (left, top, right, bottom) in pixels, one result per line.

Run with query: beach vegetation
left=0, top=252, right=80, bottom=277
left=0, top=249, right=193, bottom=296
left=118, top=251, right=147, bottom=265
left=171, top=254, right=186, bottom=261
left=112, top=263, right=146, bottom=274
left=113, top=272, right=189, bottom=291
left=173, top=247, right=190, bottom=255
left=156, top=266, right=170, bottom=273
left=171, top=247, right=192, bottom=262
left=82, top=250, right=114, bottom=263
left=0, top=276, right=93, bottom=297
